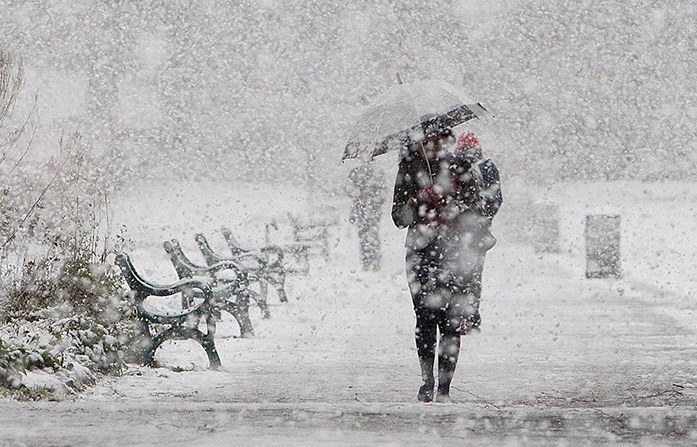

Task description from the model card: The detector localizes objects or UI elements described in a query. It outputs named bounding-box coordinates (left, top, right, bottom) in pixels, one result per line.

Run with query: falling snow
left=1, top=1, right=697, bottom=445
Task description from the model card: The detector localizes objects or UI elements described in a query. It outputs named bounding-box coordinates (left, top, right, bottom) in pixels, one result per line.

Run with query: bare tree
left=0, top=50, right=25, bottom=155
left=0, top=49, right=43, bottom=256
left=0, top=49, right=37, bottom=176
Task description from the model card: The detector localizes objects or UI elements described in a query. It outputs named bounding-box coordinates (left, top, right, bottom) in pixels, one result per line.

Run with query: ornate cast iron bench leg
left=163, top=239, right=258, bottom=333
left=115, top=252, right=222, bottom=369
left=217, top=229, right=289, bottom=304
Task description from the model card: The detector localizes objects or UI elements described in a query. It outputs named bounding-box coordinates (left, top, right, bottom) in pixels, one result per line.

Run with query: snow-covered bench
left=163, top=239, right=263, bottom=327
left=258, top=216, right=334, bottom=275
left=113, top=252, right=221, bottom=368
left=237, top=223, right=314, bottom=275
left=196, top=232, right=288, bottom=304
left=287, top=214, right=332, bottom=261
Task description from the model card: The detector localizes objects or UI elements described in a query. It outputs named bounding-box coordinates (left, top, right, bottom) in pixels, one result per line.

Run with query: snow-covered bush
left=0, top=152, right=136, bottom=396
left=0, top=144, right=137, bottom=395
left=0, top=328, right=58, bottom=390
left=0, top=51, right=136, bottom=398
left=0, top=308, right=137, bottom=397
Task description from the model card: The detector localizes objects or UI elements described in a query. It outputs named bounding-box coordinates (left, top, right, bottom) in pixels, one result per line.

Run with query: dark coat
left=391, top=146, right=502, bottom=254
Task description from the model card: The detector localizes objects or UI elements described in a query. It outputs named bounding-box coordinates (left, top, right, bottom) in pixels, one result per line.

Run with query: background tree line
left=0, top=0, right=695, bottom=186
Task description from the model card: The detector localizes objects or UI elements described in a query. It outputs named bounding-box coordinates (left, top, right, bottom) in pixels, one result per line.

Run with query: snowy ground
left=2, top=179, right=697, bottom=446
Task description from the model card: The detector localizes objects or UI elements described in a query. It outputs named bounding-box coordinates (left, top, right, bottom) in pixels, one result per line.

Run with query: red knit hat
left=456, top=131, right=481, bottom=152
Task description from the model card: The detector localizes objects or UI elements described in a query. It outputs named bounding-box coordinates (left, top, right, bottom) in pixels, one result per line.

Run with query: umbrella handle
left=423, top=150, right=433, bottom=183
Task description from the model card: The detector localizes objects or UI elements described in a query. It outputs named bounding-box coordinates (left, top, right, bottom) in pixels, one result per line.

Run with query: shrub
left=0, top=51, right=136, bottom=396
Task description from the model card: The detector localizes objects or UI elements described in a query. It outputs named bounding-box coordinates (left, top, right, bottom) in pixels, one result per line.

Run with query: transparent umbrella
left=343, top=79, right=491, bottom=160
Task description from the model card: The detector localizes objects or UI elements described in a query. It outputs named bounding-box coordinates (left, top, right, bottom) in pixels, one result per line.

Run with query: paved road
left=2, top=400, right=697, bottom=446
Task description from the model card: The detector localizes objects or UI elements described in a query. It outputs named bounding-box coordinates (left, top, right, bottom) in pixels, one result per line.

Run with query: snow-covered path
left=84, top=244, right=697, bottom=408
left=3, top=181, right=697, bottom=445
left=3, top=242, right=697, bottom=446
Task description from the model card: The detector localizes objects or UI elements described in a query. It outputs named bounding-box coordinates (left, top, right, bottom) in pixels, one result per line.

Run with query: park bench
left=163, top=239, right=266, bottom=325
left=113, top=252, right=221, bottom=368
left=258, top=213, right=336, bottom=275
left=195, top=232, right=288, bottom=305
left=287, top=213, right=332, bottom=261
left=225, top=225, right=311, bottom=275
left=260, top=230, right=312, bottom=274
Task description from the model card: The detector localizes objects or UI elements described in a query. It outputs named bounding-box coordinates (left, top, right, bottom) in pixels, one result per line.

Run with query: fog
left=2, top=0, right=695, bottom=187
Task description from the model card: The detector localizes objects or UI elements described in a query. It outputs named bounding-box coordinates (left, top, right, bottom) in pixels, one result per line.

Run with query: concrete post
left=585, top=214, right=621, bottom=278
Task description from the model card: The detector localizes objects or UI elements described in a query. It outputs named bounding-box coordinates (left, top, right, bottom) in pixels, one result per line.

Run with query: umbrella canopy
left=343, top=79, right=490, bottom=160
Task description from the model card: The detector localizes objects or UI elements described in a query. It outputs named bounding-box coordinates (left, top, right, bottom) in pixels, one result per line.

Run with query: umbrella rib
left=342, top=80, right=485, bottom=161
left=401, top=81, right=434, bottom=182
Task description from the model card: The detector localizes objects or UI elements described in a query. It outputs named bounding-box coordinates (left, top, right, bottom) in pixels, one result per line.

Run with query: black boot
left=436, top=334, right=460, bottom=403
left=417, top=355, right=435, bottom=402
left=418, top=379, right=435, bottom=402
left=435, top=385, right=452, bottom=403
left=436, top=371, right=452, bottom=403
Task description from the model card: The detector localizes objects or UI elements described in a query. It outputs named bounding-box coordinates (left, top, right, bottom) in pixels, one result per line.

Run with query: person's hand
left=415, top=185, right=446, bottom=225
left=450, top=161, right=481, bottom=206
left=415, top=185, right=443, bottom=207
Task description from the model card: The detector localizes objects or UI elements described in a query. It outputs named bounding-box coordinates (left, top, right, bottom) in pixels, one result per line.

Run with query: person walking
left=391, top=128, right=502, bottom=403
left=347, top=161, right=387, bottom=271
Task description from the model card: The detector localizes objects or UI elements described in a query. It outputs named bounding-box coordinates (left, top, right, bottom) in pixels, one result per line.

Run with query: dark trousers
left=406, top=242, right=485, bottom=394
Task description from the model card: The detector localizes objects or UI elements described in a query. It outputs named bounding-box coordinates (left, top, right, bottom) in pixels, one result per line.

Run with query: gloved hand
left=415, top=185, right=444, bottom=207
left=449, top=158, right=481, bottom=206
left=415, top=185, right=445, bottom=224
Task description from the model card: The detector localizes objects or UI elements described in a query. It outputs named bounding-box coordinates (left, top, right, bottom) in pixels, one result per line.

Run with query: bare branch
left=0, top=50, right=24, bottom=126
left=6, top=110, right=38, bottom=176
left=0, top=50, right=32, bottom=171
left=0, top=134, right=76, bottom=252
